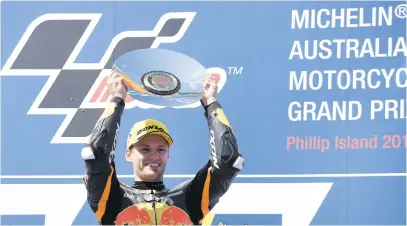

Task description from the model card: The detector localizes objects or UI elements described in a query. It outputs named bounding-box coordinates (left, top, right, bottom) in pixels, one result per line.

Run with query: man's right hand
left=107, top=71, right=128, bottom=100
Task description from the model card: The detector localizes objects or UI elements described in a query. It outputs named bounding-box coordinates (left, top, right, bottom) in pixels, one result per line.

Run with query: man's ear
left=125, top=148, right=132, bottom=162
left=167, top=147, right=170, bottom=160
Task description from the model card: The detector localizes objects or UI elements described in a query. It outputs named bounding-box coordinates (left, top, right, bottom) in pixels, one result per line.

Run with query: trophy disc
left=112, top=48, right=209, bottom=107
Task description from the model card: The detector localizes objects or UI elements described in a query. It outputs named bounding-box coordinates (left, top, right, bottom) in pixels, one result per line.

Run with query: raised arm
left=185, top=78, right=245, bottom=224
left=81, top=72, right=127, bottom=224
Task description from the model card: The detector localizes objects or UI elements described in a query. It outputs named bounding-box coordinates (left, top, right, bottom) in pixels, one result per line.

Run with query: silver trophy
left=112, top=48, right=220, bottom=108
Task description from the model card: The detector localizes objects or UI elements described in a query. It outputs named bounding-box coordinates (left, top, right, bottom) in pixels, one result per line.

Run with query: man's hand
left=201, top=76, right=218, bottom=106
left=107, top=71, right=128, bottom=100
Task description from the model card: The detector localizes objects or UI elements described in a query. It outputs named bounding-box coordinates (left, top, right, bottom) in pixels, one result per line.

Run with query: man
left=81, top=71, right=245, bottom=225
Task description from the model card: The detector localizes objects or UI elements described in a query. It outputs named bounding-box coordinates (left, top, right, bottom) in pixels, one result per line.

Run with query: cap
left=127, top=119, right=173, bottom=149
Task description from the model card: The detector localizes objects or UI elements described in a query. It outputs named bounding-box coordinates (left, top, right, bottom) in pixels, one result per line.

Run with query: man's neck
left=132, top=181, right=165, bottom=190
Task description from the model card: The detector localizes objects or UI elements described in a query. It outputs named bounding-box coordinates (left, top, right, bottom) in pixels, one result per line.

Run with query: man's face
left=126, top=134, right=169, bottom=182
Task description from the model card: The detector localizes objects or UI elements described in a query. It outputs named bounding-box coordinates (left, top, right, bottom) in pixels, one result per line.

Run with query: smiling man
left=125, top=118, right=173, bottom=183
left=81, top=71, right=245, bottom=225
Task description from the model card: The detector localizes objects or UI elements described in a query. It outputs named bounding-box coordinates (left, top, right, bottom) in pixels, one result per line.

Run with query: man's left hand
left=201, top=76, right=218, bottom=106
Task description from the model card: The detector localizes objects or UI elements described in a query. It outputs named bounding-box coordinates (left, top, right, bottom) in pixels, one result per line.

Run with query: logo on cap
left=137, top=125, right=165, bottom=135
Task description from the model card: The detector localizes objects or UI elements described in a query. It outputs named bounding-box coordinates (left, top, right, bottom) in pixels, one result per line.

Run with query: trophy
left=112, top=48, right=223, bottom=108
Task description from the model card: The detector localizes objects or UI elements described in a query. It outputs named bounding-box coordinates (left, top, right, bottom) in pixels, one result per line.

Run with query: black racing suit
left=81, top=96, right=245, bottom=225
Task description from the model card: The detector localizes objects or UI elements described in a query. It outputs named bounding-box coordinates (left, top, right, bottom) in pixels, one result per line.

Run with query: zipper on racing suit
left=151, top=190, right=158, bottom=225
